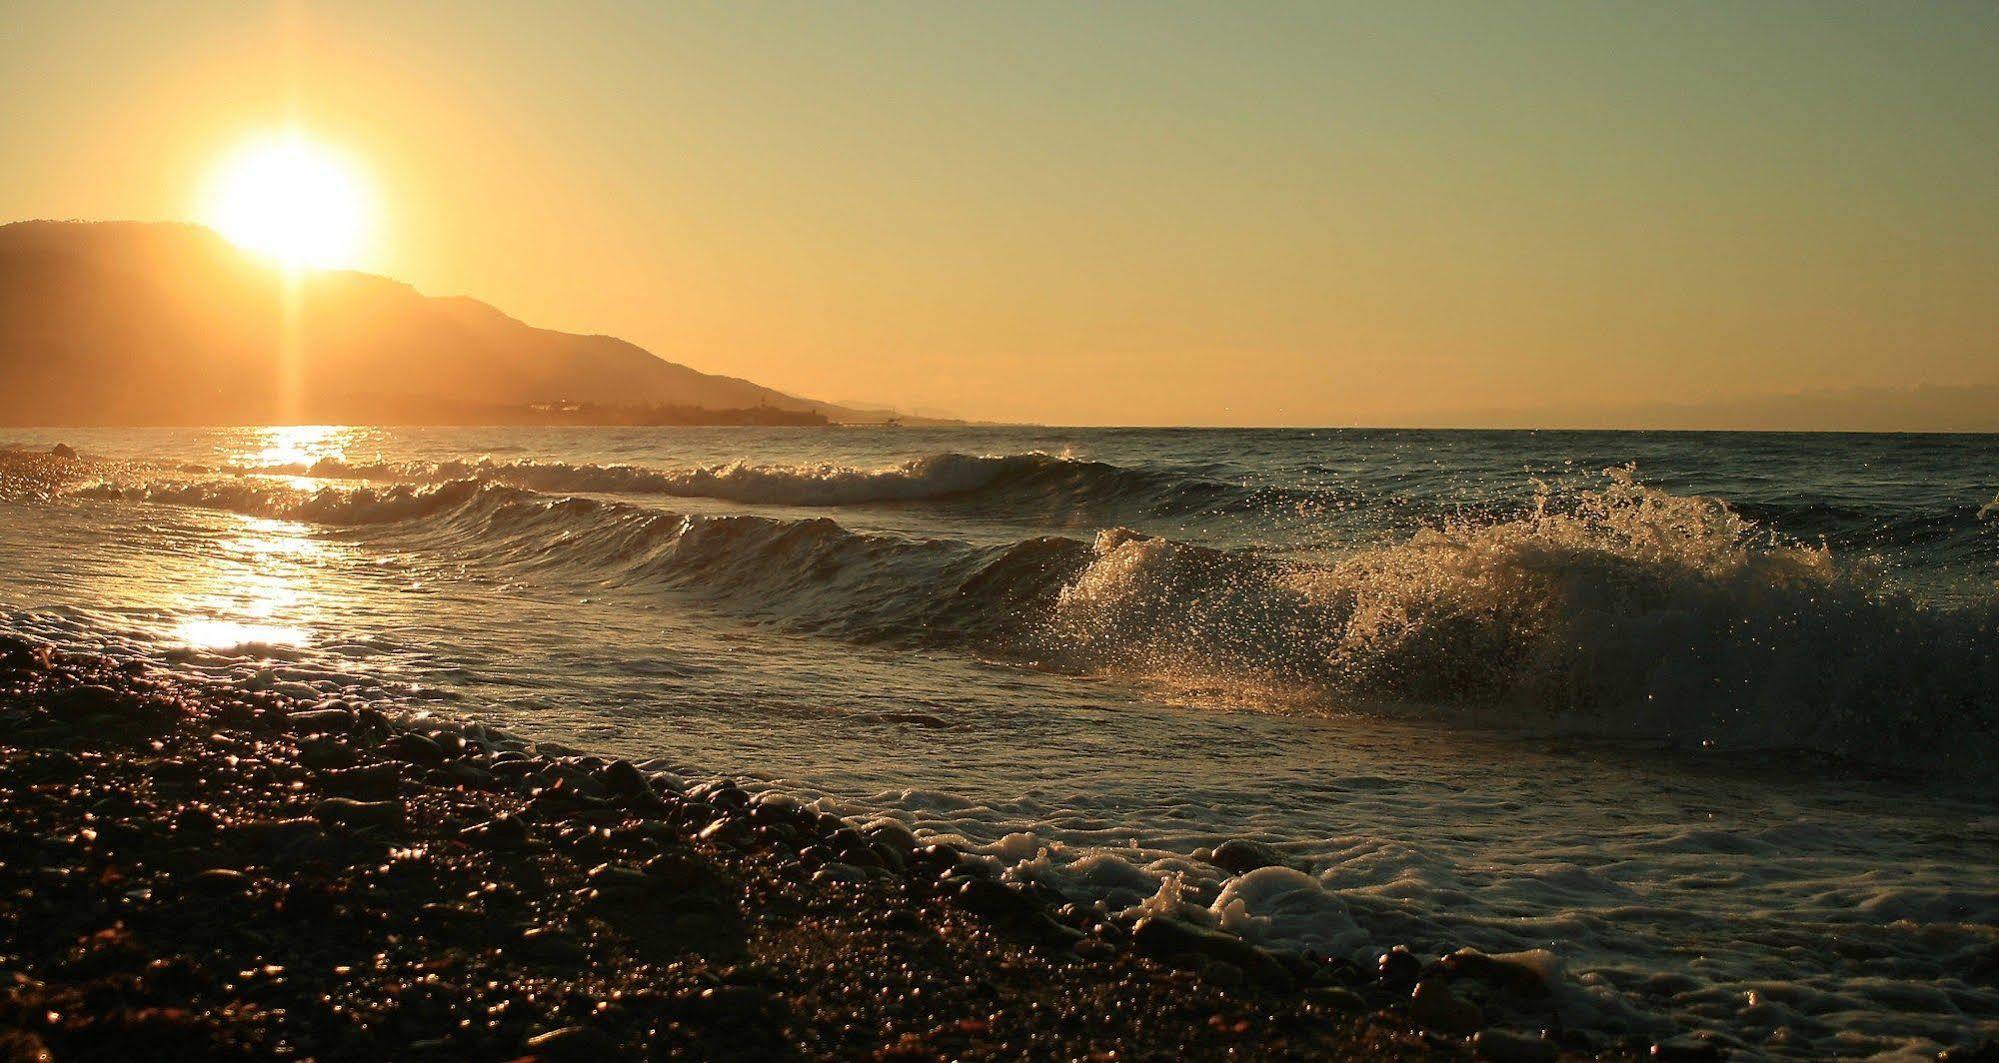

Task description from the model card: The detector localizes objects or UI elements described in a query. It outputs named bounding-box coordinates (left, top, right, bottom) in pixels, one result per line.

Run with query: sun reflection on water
left=176, top=618, right=311, bottom=650
left=241, top=424, right=357, bottom=469
left=171, top=515, right=325, bottom=651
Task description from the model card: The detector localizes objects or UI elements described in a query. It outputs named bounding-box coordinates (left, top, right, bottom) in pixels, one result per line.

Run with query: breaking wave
left=1053, top=470, right=1999, bottom=774
left=75, top=468, right=1999, bottom=776
left=224, top=451, right=1334, bottom=522
left=216, top=451, right=1999, bottom=565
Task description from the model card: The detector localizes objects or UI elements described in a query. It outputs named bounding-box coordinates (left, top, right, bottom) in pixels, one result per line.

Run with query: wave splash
left=76, top=468, right=1999, bottom=775
left=1056, top=469, right=1999, bottom=771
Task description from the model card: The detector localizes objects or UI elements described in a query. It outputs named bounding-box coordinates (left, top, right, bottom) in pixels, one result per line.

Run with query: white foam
left=1052, top=468, right=1999, bottom=775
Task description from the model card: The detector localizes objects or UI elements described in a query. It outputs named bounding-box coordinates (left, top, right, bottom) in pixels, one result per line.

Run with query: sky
left=2, top=1, right=1996, bottom=427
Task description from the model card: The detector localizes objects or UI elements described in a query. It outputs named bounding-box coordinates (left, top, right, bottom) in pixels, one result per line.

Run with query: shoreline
left=0, top=634, right=1622, bottom=1061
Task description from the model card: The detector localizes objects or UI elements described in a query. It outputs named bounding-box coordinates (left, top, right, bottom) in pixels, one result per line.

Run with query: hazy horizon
left=4, top=2, right=1996, bottom=428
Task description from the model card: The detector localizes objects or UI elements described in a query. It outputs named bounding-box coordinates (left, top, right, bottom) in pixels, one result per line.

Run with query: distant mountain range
left=0, top=220, right=908, bottom=426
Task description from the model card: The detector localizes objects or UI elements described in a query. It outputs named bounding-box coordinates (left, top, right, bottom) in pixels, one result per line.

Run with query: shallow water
left=2, top=425, right=1995, bottom=1058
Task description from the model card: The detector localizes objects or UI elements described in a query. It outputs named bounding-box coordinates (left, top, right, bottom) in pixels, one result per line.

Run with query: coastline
left=0, top=633, right=1611, bottom=1061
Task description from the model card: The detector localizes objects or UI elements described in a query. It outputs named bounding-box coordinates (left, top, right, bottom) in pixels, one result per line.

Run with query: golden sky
left=3, top=1, right=1996, bottom=426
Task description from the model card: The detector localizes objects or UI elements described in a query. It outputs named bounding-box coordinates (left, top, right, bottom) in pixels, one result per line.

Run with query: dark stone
left=1377, top=945, right=1422, bottom=989
left=1475, top=1030, right=1559, bottom=1063
left=957, top=878, right=1040, bottom=923
left=697, top=816, right=753, bottom=849
left=490, top=759, right=546, bottom=780
left=461, top=813, right=529, bottom=849
left=320, top=762, right=402, bottom=799
left=523, top=1025, right=622, bottom=1062
left=442, top=760, right=497, bottom=788
left=1131, top=916, right=1292, bottom=990
left=599, top=759, right=648, bottom=798
left=642, top=853, right=716, bottom=891
left=52, top=684, right=123, bottom=715
left=416, top=902, right=480, bottom=940
left=286, top=707, right=355, bottom=732
left=1203, top=959, right=1246, bottom=990
left=519, top=926, right=588, bottom=964
left=187, top=868, right=253, bottom=895
left=1209, top=839, right=1286, bottom=875
left=1410, top=978, right=1484, bottom=1035
left=227, top=817, right=325, bottom=852
left=908, top=843, right=960, bottom=877
left=1651, top=1036, right=1724, bottom=1062
left=299, top=737, right=360, bottom=771
left=1441, top=949, right=1554, bottom=999
left=688, top=985, right=781, bottom=1026
left=586, top=862, right=653, bottom=899
left=172, top=806, right=220, bottom=838
left=312, top=797, right=405, bottom=830
left=1303, top=986, right=1366, bottom=1012
left=385, top=732, right=446, bottom=766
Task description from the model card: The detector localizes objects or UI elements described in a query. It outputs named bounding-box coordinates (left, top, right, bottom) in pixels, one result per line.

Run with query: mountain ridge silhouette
left=0, top=219, right=887, bottom=426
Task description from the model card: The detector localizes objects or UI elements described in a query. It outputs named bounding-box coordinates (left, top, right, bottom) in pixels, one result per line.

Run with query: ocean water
left=2, top=425, right=1995, bottom=1057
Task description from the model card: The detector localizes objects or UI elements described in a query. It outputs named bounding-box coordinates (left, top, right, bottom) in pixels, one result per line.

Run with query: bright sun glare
left=201, top=133, right=370, bottom=269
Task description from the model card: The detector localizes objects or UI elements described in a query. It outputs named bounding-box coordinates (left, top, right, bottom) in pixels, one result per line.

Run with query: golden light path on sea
left=246, top=424, right=354, bottom=469
left=172, top=515, right=320, bottom=651
left=169, top=426, right=364, bottom=651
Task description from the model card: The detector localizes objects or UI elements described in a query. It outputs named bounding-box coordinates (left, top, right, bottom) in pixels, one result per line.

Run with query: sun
left=201, top=132, right=371, bottom=270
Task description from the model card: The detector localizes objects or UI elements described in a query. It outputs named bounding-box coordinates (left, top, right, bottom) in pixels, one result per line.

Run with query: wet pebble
left=598, top=759, right=648, bottom=798
left=298, top=737, right=360, bottom=771
left=312, top=797, right=405, bottom=831
left=1475, top=1029, right=1558, bottom=1063
left=172, top=806, right=220, bottom=838
left=286, top=707, right=354, bottom=732
left=1304, top=985, right=1366, bottom=1011
left=1410, top=978, right=1484, bottom=1035
left=187, top=868, right=253, bottom=895
left=523, top=1025, right=622, bottom=1062
left=320, top=762, right=401, bottom=799
left=1377, top=945, right=1422, bottom=989
left=1441, top=948, right=1555, bottom=999
left=586, top=862, right=653, bottom=899
left=1650, top=1035, right=1724, bottom=1062
left=461, top=813, right=530, bottom=849
left=1209, top=839, right=1286, bottom=874
left=384, top=732, right=445, bottom=766
left=519, top=926, right=588, bottom=964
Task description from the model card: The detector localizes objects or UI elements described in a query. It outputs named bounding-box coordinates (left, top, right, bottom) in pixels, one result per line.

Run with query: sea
left=1, top=424, right=1994, bottom=1058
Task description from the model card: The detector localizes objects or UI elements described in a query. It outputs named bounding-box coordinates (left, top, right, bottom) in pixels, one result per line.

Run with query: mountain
left=0, top=220, right=889, bottom=426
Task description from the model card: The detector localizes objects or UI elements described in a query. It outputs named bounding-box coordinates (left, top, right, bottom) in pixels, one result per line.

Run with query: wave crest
left=236, top=450, right=1296, bottom=520
left=74, top=467, right=1999, bottom=775
left=1054, top=469, right=1998, bottom=771
left=76, top=477, right=500, bottom=525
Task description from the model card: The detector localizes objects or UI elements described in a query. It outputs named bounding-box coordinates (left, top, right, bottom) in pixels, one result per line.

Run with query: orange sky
left=2, top=2, right=1996, bottom=426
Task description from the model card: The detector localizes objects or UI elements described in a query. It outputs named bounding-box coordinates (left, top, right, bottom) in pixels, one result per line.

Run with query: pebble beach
left=0, top=628, right=1608, bottom=1061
